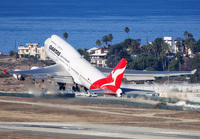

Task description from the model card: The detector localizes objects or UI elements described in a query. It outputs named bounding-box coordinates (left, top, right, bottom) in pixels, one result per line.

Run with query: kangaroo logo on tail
left=103, top=58, right=127, bottom=88
left=90, top=58, right=127, bottom=96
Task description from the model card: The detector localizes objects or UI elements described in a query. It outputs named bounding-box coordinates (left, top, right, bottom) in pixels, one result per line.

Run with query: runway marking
left=0, top=122, right=200, bottom=139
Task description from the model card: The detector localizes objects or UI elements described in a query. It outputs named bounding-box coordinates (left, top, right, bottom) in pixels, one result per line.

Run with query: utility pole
left=146, top=36, right=148, bottom=45
left=29, top=53, right=30, bottom=70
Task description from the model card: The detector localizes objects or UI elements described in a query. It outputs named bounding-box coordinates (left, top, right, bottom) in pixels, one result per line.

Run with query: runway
left=0, top=122, right=200, bottom=139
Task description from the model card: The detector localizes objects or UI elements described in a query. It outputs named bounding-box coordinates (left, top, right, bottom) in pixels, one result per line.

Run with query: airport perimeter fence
left=0, top=92, right=75, bottom=98
left=40, top=93, right=75, bottom=99
left=0, top=92, right=34, bottom=97
left=186, top=100, right=200, bottom=105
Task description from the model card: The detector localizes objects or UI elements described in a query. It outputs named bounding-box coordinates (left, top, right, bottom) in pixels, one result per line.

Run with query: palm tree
left=160, top=42, right=170, bottom=70
left=188, top=33, right=193, bottom=39
left=125, top=27, right=130, bottom=38
left=146, top=44, right=152, bottom=57
left=108, top=34, right=113, bottom=44
left=102, top=35, right=109, bottom=46
left=183, top=31, right=191, bottom=54
left=96, top=39, right=102, bottom=47
left=176, top=38, right=183, bottom=49
left=151, top=43, right=157, bottom=58
left=129, top=40, right=139, bottom=54
left=184, top=31, right=188, bottom=40
left=63, top=32, right=68, bottom=40
left=175, top=51, right=184, bottom=70
left=188, top=38, right=195, bottom=53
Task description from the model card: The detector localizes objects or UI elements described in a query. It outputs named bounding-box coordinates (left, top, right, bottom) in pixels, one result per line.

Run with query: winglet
left=192, top=69, right=197, bottom=74
left=3, top=69, right=7, bottom=74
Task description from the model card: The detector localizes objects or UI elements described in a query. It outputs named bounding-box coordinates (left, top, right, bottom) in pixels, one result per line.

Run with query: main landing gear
left=58, top=82, right=66, bottom=90
left=57, top=83, right=87, bottom=92
left=72, top=84, right=80, bottom=92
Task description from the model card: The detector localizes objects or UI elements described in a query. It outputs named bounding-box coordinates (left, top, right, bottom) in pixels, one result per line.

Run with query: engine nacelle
left=31, top=66, right=39, bottom=70
left=116, top=88, right=123, bottom=97
left=13, top=69, right=25, bottom=81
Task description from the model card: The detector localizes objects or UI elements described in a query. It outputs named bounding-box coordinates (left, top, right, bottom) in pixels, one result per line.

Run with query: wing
left=97, top=67, right=196, bottom=81
left=3, top=64, right=74, bottom=84
left=4, top=64, right=64, bottom=75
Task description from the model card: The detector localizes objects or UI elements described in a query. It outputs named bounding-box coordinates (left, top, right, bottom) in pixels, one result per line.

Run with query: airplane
left=3, top=35, right=196, bottom=97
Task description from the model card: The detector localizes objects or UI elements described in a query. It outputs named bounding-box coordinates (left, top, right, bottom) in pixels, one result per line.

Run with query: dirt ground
left=0, top=96, right=200, bottom=129
left=0, top=132, right=86, bottom=139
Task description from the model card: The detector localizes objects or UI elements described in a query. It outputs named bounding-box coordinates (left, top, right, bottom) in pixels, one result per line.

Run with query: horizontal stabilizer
left=3, top=69, right=7, bottom=74
left=192, top=69, right=197, bottom=74
left=88, top=89, right=116, bottom=96
left=121, top=88, right=159, bottom=96
left=121, top=88, right=155, bottom=93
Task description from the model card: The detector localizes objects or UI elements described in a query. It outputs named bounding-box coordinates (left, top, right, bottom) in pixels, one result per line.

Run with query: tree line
left=105, top=30, right=200, bottom=82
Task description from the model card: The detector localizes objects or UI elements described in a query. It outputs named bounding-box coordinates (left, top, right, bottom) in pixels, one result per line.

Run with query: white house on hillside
left=87, top=47, right=99, bottom=54
left=164, top=36, right=194, bottom=57
left=164, top=37, right=177, bottom=53
left=164, top=36, right=185, bottom=53
left=87, top=47, right=108, bottom=67
left=18, top=43, right=48, bottom=60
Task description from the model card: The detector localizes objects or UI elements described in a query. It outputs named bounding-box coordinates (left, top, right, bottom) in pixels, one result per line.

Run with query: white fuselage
left=44, top=35, right=105, bottom=89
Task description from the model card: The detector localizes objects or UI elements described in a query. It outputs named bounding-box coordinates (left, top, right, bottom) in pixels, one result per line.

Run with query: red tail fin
left=90, top=58, right=127, bottom=95
left=106, top=58, right=127, bottom=88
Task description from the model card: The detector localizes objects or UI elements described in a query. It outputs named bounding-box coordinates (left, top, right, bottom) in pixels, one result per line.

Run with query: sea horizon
left=0, top=0, right=200, bottom=54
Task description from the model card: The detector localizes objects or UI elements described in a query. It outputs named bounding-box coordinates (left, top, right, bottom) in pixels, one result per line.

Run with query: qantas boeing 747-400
left=3, top=35, right=196, bottom=97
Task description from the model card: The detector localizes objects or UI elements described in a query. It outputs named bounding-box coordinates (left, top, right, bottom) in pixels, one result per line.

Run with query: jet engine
left=31, top=66, right=39, bottom=70
left=13, top=69, right=25, bottom=81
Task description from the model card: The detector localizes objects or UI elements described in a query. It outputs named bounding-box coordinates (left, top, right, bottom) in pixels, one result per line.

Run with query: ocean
left=0, top=0, right=200, bottom=54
